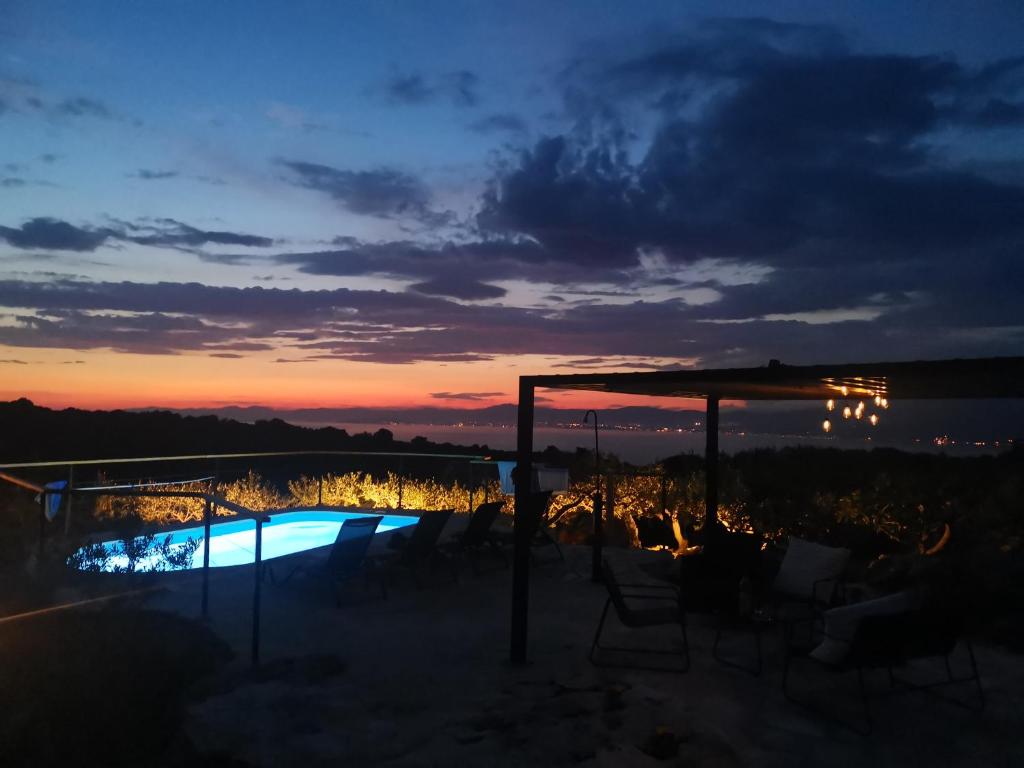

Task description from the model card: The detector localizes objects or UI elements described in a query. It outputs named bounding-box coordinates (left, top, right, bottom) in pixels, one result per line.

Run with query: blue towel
left=497, top=461, right=516, bottom=495
left=44, top=480, right=67, bottom=521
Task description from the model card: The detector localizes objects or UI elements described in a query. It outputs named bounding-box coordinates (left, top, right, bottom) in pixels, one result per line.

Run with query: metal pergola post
left=705, top=396, right=720, bottom=530
left=510, top=377, right=535, bottom=664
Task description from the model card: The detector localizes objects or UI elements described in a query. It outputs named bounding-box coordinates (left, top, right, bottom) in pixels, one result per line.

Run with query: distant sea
left=289, top=421, right=1001, bottom=464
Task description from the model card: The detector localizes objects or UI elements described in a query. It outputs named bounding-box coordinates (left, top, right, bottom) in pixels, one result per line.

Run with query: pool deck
left=143, top=520, right=1024, bottom=767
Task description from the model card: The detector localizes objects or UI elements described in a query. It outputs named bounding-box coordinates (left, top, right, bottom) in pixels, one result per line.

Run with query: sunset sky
left=2, top=1, right=1023, bottom=413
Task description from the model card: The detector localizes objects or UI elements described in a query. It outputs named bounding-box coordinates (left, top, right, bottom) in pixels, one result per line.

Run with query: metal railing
left=48, top=485, right=270, bottom=665
left=1, top=476, right=270, bottom=664
left=1, top=449, right=503, bottom=666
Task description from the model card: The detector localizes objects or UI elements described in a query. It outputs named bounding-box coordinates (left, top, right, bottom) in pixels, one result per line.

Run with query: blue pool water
left=71, top=510, right=418, bottom=572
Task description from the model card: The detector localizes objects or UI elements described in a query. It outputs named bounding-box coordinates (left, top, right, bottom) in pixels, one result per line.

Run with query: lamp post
left=583, top=410, right=603, bottom=582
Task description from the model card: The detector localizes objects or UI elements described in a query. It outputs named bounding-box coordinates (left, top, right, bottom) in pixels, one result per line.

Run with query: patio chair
left=442, top=500, right=506, bottom=575
left=678, top=528, right=765, bottom=675
left=491, top=491, right=561, bottom=562
left=766, top=536, right=851, bottom=641
left=782, top=594, right=984, bottom=734
left=375, top=508, right=456, bottom=590
left=590, top=558, right=690, bottom=673
left=269, top=515, right=383, bottom=606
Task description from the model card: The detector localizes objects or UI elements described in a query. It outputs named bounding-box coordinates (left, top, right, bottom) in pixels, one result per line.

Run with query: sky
left=1, top=0, right=1023, bottom=414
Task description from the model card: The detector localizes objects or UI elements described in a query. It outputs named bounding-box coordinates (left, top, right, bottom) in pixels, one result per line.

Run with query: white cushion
left=773, top=536, right=851, bottom=602
left=810, top=590, right=919, bottom=665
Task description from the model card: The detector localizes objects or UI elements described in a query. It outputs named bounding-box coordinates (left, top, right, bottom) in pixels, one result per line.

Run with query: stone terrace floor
left=145, top=523, right=1024, bottom=767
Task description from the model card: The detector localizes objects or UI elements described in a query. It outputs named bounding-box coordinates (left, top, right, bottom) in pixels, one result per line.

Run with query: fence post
left=252, top=517, right=264, bottom=666
left=318, top=476, right=323, bottom=506
left=591, top=490, right=604, bottom=583
left=64, top=465, right=74, bottom=536
left=38, top=490, right=47, bottom=560
left=201, top=498, right=212, bottom=619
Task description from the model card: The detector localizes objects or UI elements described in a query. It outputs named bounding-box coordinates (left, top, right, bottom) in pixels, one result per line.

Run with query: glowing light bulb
left=841, top=385, right=849, bottom=397
left=869, top=413, right=879, bottom=426
left=855, top=408, right=863, bottom=420
left=881, top=398, right=888, bottom=409
left=822, top=419, right=832, bottom=433
left=874, top=395, right=882, bottom=407
left=826, top=399, right=835, bottom=411
left=843, top=406, right=852, bottom=419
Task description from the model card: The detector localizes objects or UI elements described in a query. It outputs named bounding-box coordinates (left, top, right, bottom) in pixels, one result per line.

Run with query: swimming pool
left=69, top=510, right=419, bottom=572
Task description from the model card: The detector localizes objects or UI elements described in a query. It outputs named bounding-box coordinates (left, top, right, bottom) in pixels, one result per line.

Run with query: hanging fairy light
left=822, top=380, right=890, bottom=434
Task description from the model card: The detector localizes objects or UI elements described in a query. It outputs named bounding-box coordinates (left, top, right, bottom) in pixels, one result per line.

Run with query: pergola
left=510, top=356, right=1024, bottom=662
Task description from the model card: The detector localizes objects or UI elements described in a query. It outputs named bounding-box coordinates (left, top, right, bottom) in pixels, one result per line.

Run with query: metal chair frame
left=589, top=560, right=690, bottom=673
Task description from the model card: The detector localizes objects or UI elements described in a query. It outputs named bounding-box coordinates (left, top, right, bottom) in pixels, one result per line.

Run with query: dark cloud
left=131, top=169, right=179, bottom=180
left=469, top=113, right=527, bottom=135
left=0, top=216, right=272, bottom=252
left=267, top=237, right=628, bottom=290
left=279, top=160, right=431, bottom=218
left=125, top=218, right=274, bottom=249
left=408, top=276, right=506, bottom=301
left=54, top=97, right=112, bottom=119
left=430, top=391, right=505, bottom=401
left=0, top=276, right=1021, bottom=365
left=383, top=70, right=480, bottom=107
left=476, top=22, right=1024, bottom=277
left=386, top=74, right=433, bottom=104
left=0, top=218, right=113, bottom=251
left=1, top=177, right=26, bottom=188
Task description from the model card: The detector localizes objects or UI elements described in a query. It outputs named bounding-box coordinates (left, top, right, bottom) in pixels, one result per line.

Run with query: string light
left=823, top=381, right=891, bottom=434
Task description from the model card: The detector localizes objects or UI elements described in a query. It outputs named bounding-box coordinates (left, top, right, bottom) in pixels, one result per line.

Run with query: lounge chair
left=375, top=509, right=455, bottom=590
left=766, top=536, right=851, bottom=644
left=590, top=558, right=690, bottom=673
left=269, top=515, right=382, bottom=605
left=783, top=597, right=984, bottom=734
left=491, top=491, right=562, bottom=563
left=443, top=500, right=506, bottom=575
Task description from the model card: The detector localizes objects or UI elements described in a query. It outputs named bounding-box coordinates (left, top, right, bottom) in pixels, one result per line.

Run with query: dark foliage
left=0, top=608, right=232, bottom=767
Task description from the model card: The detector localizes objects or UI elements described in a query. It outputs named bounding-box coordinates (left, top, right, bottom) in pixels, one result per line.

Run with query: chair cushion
left=810, top=590, right=918, bottom=665
left=773, top=536, right=851, bottom=602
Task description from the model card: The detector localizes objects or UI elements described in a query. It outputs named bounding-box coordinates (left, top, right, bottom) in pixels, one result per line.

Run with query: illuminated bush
left=95, top=481, right=209, bottom=525
left=288, top=471, right=508, bottom=514
left=95, top=471, right=285, bottom=525
left=218, top=470, right=287, bottom=512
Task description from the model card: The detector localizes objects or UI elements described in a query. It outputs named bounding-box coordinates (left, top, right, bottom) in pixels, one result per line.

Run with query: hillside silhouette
left=0, top=399, right=500, bottom=465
